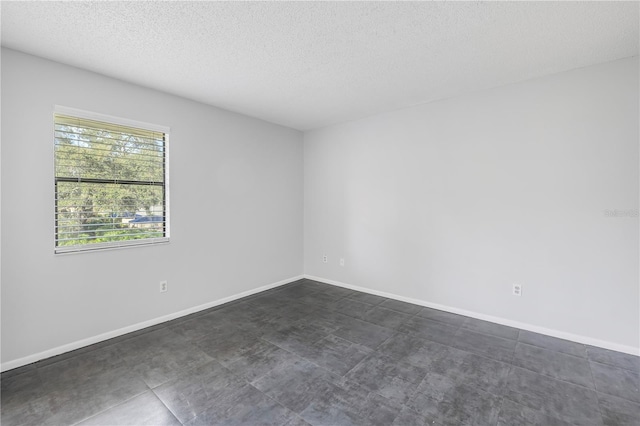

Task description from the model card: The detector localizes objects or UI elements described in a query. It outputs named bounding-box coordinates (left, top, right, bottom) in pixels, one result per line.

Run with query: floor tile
left=297, top=280, right=336, bottom=293
left=429, top=348, right=511, bottom=395
left=37, top=344, right=127, bottom=394
left=407, top=372, right=502, bottom=426
left=397, top=316, right=458, bottom=346
left=222, top=341, right=303, bottom=382
left=347, top=292, right=388, bottom=306
left=332, top=317, right=396, bottom=349
left=450, top=328, right=516, bottom=363
left=300, top=395, right=364, bottom=425
left=195, top=327, right=271, bottom=364
left=590, top=361, right=640, bottom=403
left=186, top=302, right=282, bottom=336
left=0, top=368, right=46, bottom=415
left=497, top=398, right=575, bottom=426
left=300, top=380, right=402, bottom=426
left=2, top=366, right=148, bottom=426
left=461, top=317, right=519, bottom=340
left=417, top=307, right=466, bottom=326
left=282, top=333, right=371, bottom=376
left=245, top=292, right=287, bottom=309
left=169, top=309, right=240, bottom=341
left=275, top=284, right=322, bottom=300
left=78, top=391, right=181, bottom=425
left=518, top=330, right=587, bottom=358
left=246, top=294, right=318, bottom=320
left=296, top=291, right=344, bottom=308
left=263, top=321, right=334, bottom=354
left=283, top=415, right=312, bottom=426
left=0, top=363, right=37, bottom=380
left=319, top=285, right=355, bottom=299
left=268, top=304, right=323, bottom=329
left=112, top=328, right=214, bottom=388
left=1, top=393, right=52, bottom=426
left=185, top=384, right=298, bottom=426
left=328, top=298, right=374, bottom=320
left=252, top=358, right=342, bottom=413
left=361, top=306, right=413, bottom=330
left=512, top=342, right=594, bottom=389
left=379, top=299, right=422, bottom=315
left=391, top=406, right=440, bottom=426
left=597, top=392, right=640, bottom=426
left=344, top=352, right=427, bottom=404
left=294, top=309, right=354, bottom=334
left=503, top=366, right=603, bottom=425
left=64, top=365, right=148, bottom=411
left=587, top=346, right=639, bottom=372
left=153, top=360, right=247, bottom=424
left=376, top=332, right=454, bottom=370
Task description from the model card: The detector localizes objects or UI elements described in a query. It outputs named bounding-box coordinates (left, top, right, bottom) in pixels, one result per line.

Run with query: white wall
left=1, top=48, right=304, bottom=368
left=2, top=48, right=638, bottom=368
left=304, top=57, right=639, bottom=352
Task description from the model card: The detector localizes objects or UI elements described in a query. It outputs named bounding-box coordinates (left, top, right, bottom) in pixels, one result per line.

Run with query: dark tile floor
left=2, top=279, right=639, bottom=425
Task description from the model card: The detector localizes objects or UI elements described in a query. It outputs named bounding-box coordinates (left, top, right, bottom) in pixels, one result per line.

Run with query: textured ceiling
left=1, top=1, right=638, bottom=130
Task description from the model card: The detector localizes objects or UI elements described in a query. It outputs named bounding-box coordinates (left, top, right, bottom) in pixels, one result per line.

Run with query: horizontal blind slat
left=54, top=113, right=168, bottom=252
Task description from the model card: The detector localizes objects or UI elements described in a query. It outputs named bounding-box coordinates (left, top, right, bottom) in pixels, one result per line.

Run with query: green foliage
left=55, top=121, right=165, bottom=247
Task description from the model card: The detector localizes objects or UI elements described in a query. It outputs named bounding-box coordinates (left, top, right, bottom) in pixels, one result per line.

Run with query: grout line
left=246, top=381, right=307, bottom=421
left=587, top=360, right=607, bottom=424
left=507, top=363, right=600, bottom=394
left=68, top=387, right=150, bottom=426
left=588, top=357, right=640, bottom=373
left=150, top=384, right=188, bottom=425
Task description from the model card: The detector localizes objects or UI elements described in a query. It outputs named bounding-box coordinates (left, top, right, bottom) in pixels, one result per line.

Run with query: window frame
left=53, top=105, right=171, bottom=254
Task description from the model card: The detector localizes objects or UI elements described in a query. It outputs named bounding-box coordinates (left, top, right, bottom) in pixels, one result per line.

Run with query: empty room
left=1, top=1, right=638, bottom=425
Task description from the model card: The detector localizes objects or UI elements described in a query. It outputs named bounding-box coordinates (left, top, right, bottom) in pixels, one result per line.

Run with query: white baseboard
left=304, top=274, right=640, bottom=357
left=1, top=275, right=303, bottom=373
left=4, top=273, right=636, bottom=372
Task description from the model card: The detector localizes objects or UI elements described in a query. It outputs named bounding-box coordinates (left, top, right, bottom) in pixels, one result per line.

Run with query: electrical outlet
left=340, top=258, right=345, bottom=266
left=323, top=255, right=328, bottom=263
left=512, top=283, right=522, bottom=296
left=160, top=280, right=168, bottom=293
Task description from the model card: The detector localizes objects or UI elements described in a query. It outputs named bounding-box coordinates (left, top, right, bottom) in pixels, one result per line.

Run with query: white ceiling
left=1, top=1, right=638, bottom=131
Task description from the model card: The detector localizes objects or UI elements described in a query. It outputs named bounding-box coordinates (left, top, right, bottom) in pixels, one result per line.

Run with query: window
left=54, top=107, right=169, bottom=253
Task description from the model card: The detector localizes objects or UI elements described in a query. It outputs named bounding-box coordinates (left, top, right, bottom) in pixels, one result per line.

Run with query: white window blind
left=54, top=110, right=169, bottom=253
